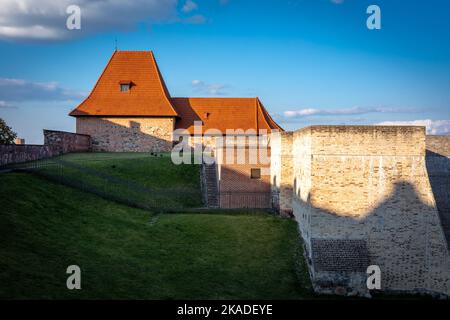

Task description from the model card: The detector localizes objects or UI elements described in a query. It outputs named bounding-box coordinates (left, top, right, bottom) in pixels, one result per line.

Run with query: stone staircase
left=203, top=163, right=219, bottom=208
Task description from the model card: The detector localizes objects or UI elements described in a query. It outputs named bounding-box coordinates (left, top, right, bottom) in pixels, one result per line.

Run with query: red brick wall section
left=217, top=146, right=272, bottom=209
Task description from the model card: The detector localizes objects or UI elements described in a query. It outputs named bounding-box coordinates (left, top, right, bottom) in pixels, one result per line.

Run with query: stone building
left=69, top=50, right=282, bottom=152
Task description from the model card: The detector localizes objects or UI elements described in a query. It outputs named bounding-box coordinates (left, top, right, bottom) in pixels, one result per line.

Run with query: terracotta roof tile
left=69, top=51, right=178, bottom=117
left=171, top=97, right=283, bottom=134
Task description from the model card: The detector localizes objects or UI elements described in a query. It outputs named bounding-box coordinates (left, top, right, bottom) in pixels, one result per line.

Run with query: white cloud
left=0, top=25, right=64, bottom=40
left=0, top=0, right=178, bottom=41
left=376, top=120, right=450, bottom=135
left=283, top=106, right=409, bottom=118
left=191, top=79, right=228, bottom=96
left=330, top=0, right=344, bottom=4
left=0, top=100, right=17, bottom=109
left=0, top=78, right=85, bottom=102
left=182, top=0, right=198, bottom=13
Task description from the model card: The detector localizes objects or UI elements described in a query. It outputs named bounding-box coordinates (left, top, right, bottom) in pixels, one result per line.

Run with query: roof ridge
left=149, top=51, right=178, bottom=116
left=69, top=50, right=178, bottom=117
left=171, top=97, right=258, bottom=100
left=115, top=50, right=153, bottom=53
left=256, top=98, right=284, bottom=132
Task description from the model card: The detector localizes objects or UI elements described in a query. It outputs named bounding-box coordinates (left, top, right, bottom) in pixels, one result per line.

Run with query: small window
left=250, top=168, right=261, bottom=179
left=120, top=84, right=130, bottom=92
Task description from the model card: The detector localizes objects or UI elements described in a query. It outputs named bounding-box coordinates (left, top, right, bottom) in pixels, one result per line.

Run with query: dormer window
left=119, top=81, right=132, bottom=92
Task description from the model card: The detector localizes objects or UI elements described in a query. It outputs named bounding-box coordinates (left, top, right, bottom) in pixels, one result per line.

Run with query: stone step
left=203, top=163, right=219, bottom=207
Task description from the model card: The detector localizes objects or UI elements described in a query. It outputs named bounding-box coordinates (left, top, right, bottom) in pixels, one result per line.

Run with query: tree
left=0, top=118, right=17, bottom=144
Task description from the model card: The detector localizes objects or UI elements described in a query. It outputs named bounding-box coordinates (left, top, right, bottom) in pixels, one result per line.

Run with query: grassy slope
left=29, top=153, right=203, bottom=209
left=58, top=152, right=200, bottom=190
left=0, top=170, right=312, bottom=299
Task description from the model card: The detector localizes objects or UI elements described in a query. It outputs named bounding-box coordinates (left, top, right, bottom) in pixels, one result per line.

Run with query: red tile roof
left=171, top=97, right=283, bottom=134
left=69, top=51, right=178, bottom=117
left=69, top=51, right=283, bottom=133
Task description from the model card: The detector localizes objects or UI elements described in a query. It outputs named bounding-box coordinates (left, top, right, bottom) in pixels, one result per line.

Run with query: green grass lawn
left=56, top=152, right=198, bottom=190
left=14, top=153, right=203, bottom=210
left=0, top=153, right=312, bottom=299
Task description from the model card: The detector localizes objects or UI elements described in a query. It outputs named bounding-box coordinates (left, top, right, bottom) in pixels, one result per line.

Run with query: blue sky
left=0, top=0, right=449, bottom=143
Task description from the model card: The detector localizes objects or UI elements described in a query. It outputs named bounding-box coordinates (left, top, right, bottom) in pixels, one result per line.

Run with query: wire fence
left=4, top=154, right=203, bottom=213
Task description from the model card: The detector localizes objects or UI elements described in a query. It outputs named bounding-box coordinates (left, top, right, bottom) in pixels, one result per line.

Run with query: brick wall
left=290, top=126, right=450, bottom=296
left=217, top=146, right=271, bottom=209
left=76, top=117, right=175, bottom=152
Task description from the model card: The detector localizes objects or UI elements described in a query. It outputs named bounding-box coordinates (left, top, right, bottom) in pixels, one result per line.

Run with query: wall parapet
left=0, top=130, right=91, bottom=167
left=295, top=125, right=426, bottom=156
left=44, top=129, right=91, bottom=154
left=0, top=144, right=60, bottom=167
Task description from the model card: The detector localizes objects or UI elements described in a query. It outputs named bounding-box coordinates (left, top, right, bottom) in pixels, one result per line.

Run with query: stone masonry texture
left=76, top=117, right=175, bottom=152
left=270, top=131, right=294, bottom=216
left=43, top=130, right=91, bottom=153
left=280, top=126, right=450, bottom=296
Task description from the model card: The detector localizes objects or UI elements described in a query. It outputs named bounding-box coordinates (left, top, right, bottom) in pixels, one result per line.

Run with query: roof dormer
left=119, top=80, right=132, bottom=92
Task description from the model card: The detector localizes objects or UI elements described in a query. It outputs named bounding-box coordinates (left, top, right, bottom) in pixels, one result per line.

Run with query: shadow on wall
left=219, top=164, right=272, bottom=209
left=77, top=118, right=174, bottom=153
left=215, top=145, right=272, bottom=209
left=294, top=180, right=450, bottom=296
left=426, top=150, right=450, bottom=248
